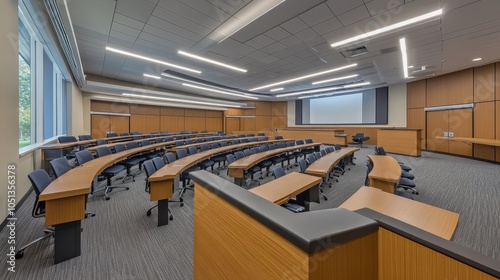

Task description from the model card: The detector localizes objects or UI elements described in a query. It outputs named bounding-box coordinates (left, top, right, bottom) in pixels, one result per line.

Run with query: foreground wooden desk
left=340, top=186, right=460, bottom=240
left=249, top=172, right=321, bottom=209
left=377, top=128, right=422, bottom=156
left=367, top=155, right=401, bottom=193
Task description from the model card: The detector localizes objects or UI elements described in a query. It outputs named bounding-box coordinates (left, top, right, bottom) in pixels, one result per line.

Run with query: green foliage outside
left=19, top=55, right=31, bottom=148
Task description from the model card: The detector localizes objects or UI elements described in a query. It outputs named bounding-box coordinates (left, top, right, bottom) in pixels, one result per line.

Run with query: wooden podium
left=377, top=128, right=422, bottom=156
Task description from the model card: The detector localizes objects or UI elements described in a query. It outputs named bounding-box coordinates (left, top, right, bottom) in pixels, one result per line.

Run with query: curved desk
left=305, top=147, right=359, bottom=178
left=367, top=155, right=401, bottom=193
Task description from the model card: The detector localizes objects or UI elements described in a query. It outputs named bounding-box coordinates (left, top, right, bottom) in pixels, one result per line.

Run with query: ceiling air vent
left=340, top=46, right=368, bottom=58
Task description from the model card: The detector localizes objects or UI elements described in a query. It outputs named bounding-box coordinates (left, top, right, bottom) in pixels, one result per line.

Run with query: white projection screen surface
left=300, top=89, right=383, bottom=124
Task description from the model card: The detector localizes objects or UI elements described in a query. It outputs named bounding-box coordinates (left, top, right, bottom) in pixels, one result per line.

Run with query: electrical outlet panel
left=449, top=132, right=454, bottom=138
left=444, top=132, right=449, bottom=137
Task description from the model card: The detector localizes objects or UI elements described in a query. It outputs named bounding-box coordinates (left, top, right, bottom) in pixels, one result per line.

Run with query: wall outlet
left=449, top=132, right=454, bottom=138
left=443, top=132, right=449, bottom=137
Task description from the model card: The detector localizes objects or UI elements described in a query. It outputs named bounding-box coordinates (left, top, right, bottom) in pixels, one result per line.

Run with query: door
left=426, top=109, right=472, bottom=156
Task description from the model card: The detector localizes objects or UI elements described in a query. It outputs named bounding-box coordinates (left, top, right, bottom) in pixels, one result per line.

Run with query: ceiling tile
left=299, top=3, right=336, bottom=27
left=281, top=17, right=309, bottom=34
left=113, top=13, right=146, bottom=30
left=261, top=42, right=287, bottom=54
left=337, top=5, right=371, bottom=26
left=279, top=35, right=303, bottom=47
left=311, top=17, right=343, bottom=35
left=116, top=0, right=156, bottom=22
left=295, top=28, right=319, bottom=42
left=111, top=22, right=142, bottom=37
left=152, top=5, right=212, bottom=37
left=147, top=16, right=203, bottom=42
left=326, top=0, right=364, bottom=16
left=365, top=0, right=404, bottom=16
left=264, top=26, right=291, bottom=41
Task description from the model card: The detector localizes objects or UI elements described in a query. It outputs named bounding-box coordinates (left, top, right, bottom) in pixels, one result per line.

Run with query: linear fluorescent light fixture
left=143, top=74, right=161, bottom=79
left=182, top=83, right=258, bottom=100
left=178, top=50, right=247, bottom=72
left=122, top=93, right=242, bottom=108
left=298, top=87, right=370, bottom=99
left=400, top=38, right=409, bottom=78
left=330, top=9, right=442, bottom=48
left=424, top=103, right=474, bottom=112
left=312, top=74, right=359, bottom=85
left=106, top=46, right=201, bottom=74
left=250, top=63, right=357, bottom=91
left=270, top=88, right=284, bottom=92
left=277, top=81, right=371, bottom=98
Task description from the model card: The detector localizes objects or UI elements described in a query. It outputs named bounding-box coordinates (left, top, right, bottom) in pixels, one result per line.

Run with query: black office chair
left=106, top=132, right=118, bottom=137
left=78, top=135, right=92, bottom=141
left=15, top=169, right=55, bottom=259
left=256, top=145, right=273, bottom=177
left=375, top=146, right=412, bottom=171
left=114, top=143, right=145, bottom=182
left=199, top=144, right=219, bottom=174
left=58, top=136, right=78, bottom=160
left=143, top=159, right=174, bottom=220
left=365, top=161, right=413, bottom=200
left=119, top=132, right=129, bottom=136
left=352, top=133, right=370, bottom=148
left=298, top=158, right=328, bottom=201
left=209, top=143, right=227, bottom=170
left=175, top=148, right=201, bottom=198
left=94, top=147, right=129, bottom=200
left=235, top=150, right=261, bottom=187
left=272, top=166, right=286, bottom=179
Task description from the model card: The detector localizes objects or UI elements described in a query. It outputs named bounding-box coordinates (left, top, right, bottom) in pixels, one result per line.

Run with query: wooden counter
left=377, top=128, right=422, bottom=156
left=367, top=155, right=401, bottom=193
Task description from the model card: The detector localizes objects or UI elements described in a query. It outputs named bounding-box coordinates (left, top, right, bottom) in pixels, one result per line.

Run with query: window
left=18, top=5, right=71, bottom=152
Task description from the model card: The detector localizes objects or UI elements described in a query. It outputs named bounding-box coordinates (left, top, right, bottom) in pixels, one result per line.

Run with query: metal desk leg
left=157, top=199, right=169, bottom=227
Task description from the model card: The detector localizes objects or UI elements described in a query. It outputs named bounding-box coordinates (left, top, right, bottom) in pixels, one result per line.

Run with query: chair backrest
left=106, top=132, right=118, bottom=137
left=213, top=136, right=221, bottom=140
left=195, top=138, right=203, bottom=143
left=141, top=139, right=150, bottom=146
left=306, top=154, right=316, bottom=165
left=243, top=149, right=252, bottom=157
left=277, top=142, right=286, bottom=148
left=27, top=169, right=52, bottom=217
left=206, top=137, right=213, bottom=141
left=326, top=146, right=334, bottom=153
left=155, top=137, right=164, bottom=144
left=365, top=161, right=373, bottom=186
left=58, top=136, right=77, bottom=143
left=334, top=144, right=342, bottom=151
left=96, top=139, right=107, bottom=145
left=377, top=146, right=387, bottom=155
left=249, top=137, right=258, bottom=142
left=75, top=150, right=94, bottom=165
left=78, top=135, right=92, bottom=141
left=127, top=141, right=139, bottom=149
left=185, top=135, right=192, bottom=139
left=152, top=157, right=165, bottom=170
left=320, top=149, right=327, bottom=156
left=258, top=133, right=265, bottom=136
left=275, top=136, right=283, bottom=140
left=219, top=141, right=228, bottom=147
left=261, top=145, right=269, bottom=152
left=165, top=152, right=176, bottom=163
left=304, top=139, right=313, bottom=144
left=175, top=140, right=184, bottom=146
left=259, top=136, right=268, bottom=141
left=240, top=138, right=249, bottom=143
left=186, top=139, right=194, bottom=144
left=286, top=141, right=295, bottom=147
left=188, top=146, right=198, bottom=155
left=238, top=134, right=246, bottom=138
left=314, top=151, right=321, bottom=159
left=144, top=160, right=156, bottom=178
left=131, top=132, right=141, bottom=135
left=210, top=143, right=219, bottom=149
left=231, top=140, right=239, bottom=145
left=254, top=146, right=262, bottom=153
left=95, top=146, right=113, bottom=157
left=201, top=130, right=208, bottom=133
left=120, top=132, right=129, bottom=136
left=272, top=166, right=286, bottom=179
left=295, top=139, right=304, bottom=145
left=133, top=136, right=142, bottom=140
left=355, top=133, right=364, bottom=137
left=234, top=151, right=245, bottom=160
left=226, top=154, right=236, bottom=165
left=114, top=143, right=127, bottom=153
left=298, top=159, right=308, bottom=173
left=200, top=144, right=210, bottom=152
left=165, top=136, right=174, bottom=142
left=49, top=157, right=72, bottom=178
left=176, top=149, right=189, bottom=159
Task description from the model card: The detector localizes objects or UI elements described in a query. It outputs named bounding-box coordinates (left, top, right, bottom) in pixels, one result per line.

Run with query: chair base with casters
left=146, top=205, right=173, bottom=221
left=100, top=167, right=130, bottom=200
left=15, top=228, right=54, bottom=259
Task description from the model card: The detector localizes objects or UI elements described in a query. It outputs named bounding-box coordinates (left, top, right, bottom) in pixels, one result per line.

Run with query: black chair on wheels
left=58, top=136, right=78, bottom=160
left=352, top=133, right=370, bottom=148
left=143, top=159, right=173, bottom=220
left=114, top=143, right=146, bottom=182
left=365, top=160, right=414, bottom=199
left=15, top=169, right=55, bottom=259
left=298, top=158, right=328, bottom=201
left=174, top=149, right=201, bottom=198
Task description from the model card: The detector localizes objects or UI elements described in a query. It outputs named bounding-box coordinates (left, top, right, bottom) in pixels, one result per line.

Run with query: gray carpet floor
left=1, top=146, right=499, bottom=279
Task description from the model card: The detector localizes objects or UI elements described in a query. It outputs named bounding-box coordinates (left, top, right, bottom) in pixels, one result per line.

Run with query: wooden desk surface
left=436, top=136, right=500, bottom=147
left=367, top=155, right=401, bottom=183
left=228, top=143, right=321, bottom=178
left=249, top=172, right=322, bottom=205
left=339, top=186, right=459, bottom=240
left=305, top=147, right=359, bottom=177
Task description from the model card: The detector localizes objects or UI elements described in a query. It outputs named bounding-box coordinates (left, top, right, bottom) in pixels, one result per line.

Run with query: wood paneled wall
left=407, top=62, right=498, bottom=161
left=90, top=101, right=224, bottom=138
left=225, top=101, right=287, bottom=136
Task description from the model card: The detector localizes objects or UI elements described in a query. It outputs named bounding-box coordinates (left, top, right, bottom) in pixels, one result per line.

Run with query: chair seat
left=249, top=166, right=261, bottom=173
left=121, top=157, right=143, bottom=166
left=401, top=170, right=414, bottom=180
left=199, top=159, right=215, bottom=169
left=400, top=164, right=412, bottom=172
left=258, top=160, right=273, bottom=168
left=398, top=177, right=415, bottom=188
left=102, top=164, right=125, bottom=175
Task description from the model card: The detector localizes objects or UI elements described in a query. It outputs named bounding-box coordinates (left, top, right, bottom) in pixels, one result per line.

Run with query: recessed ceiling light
left=472, top=58, right=482, bottom=61
left=122, top=93, right=242, bottom=108
left=106, top=46, right=201, bottom=74
left=182, top=83, right=258, bottom=100
left=400, top=38, right=409, bottom=78
left=250, top=63, right=357, bottom=91
left=312, top=74, right=359, bottom=85
left=343, top=81, right=370, bottom=88
left=270, top=88, right=284, bottom=92
left=143, top=74, right=161, bottom=79
left=408, top=65, right=414, bottom=69
left=177, top=50, right=247, bottom=73
left=330, top=9, right=442, bottom=48
left=276, top=86, right=343, bottom=98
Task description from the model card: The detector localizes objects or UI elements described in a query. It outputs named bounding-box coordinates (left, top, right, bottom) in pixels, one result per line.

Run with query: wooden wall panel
left=256, top=116, right=272, bottom=131
left=426, top=69, right=473, bottom=107
left=185, top=109, right=206, bottom=117
left=161, top=116, right=184, bottom=132
left=226, top=108, right=244, bottom=116
left=91, top=100, right=129, bottom=113
left=185, top=117, right=206, bottom=131
left=206, top=110, right=223, bottom=118
left=205, top=118, right=223, bottom=132
left=496, top=63, right=500, bottom=100
left=426, top=111, right=449, bottom=153
left=474, top=102, right=495, bottom=160
left=240, top=117, right=256, bottom=131
left=130, top=114, right=160, bottom=133
left=271, top=116, right=287, bottom=133
left=161, top=107, right=184, bottom=116
left=448, top=109, right=473, bottom=156
left=255, top=101, right=271, bottom=115
left=378, top=228, right=496, bottom=280
left=129, top=104, right=160, bottom=115
left=91, top=115, right=110, bottom=139
left=110, top=116, right=129, bottom=135
left=407, top=80, right=426, bottom=108
left=407, top=108, right=426, bottom=148
left=272, top=102, right=287, bottom=116
left=474, top=64, right=495, bottom=102
left=225, top=117, right=240, bottom=134
left=496, top=101, right=500, bottom=162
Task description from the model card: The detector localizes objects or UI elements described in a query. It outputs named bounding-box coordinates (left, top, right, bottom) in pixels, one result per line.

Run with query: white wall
left=287, top=84, right=407, bottom=127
